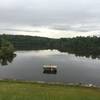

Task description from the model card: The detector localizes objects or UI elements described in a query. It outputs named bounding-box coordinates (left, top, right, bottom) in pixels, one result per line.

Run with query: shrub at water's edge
left=0, top=39, right=15, bottom=57
left=0, top=38, right=16, bottom=65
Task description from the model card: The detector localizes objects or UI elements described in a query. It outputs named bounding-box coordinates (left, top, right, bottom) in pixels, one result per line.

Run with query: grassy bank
left=0, top=80, right=99, bottom=100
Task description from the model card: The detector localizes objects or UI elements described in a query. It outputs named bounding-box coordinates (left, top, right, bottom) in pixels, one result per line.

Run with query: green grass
left=0, top=80, right=99, bottom=100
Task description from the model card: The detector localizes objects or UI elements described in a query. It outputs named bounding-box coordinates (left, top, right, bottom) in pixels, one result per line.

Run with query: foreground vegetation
left=0, top=80, right=99, bottom=100
left=0, top=34, right=100, bottom=58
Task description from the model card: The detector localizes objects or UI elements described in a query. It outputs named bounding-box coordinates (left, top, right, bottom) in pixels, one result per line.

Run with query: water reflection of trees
left=0, top=54, right=16, bottom=66
left=58, top=48, right=100, bottom=59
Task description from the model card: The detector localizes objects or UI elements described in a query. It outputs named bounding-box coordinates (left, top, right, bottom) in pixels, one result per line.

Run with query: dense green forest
left=0, top=34, right=100, bottom=58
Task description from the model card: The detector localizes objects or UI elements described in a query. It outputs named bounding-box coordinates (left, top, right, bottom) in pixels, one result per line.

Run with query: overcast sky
left=0, top=0, right=100, bottom=38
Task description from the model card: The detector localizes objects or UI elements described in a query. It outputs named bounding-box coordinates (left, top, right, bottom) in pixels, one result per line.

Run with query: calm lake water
left=0, top=50, right=100, bottom=85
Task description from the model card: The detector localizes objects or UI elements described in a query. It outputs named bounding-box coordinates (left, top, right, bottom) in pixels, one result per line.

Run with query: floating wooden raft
left=43, top=65, right=57, bottom=70
left=43, top=65, right=57, bottom=74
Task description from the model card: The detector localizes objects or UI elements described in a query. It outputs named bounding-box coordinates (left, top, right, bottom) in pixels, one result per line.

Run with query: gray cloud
left=0, top=0, right=100, bottom=37
left=50, top=24, right=100, bottom=32
left=0, top=0, right=100, bottom=25
left=0, top=28, right=40, bottom=33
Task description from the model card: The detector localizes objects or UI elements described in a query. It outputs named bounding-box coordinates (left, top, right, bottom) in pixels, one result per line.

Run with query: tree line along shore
left=0, top=34, right=100, bottom=58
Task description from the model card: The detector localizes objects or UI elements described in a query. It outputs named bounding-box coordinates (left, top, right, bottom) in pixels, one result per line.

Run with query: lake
left=0, top=50, right=100, bottom=85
